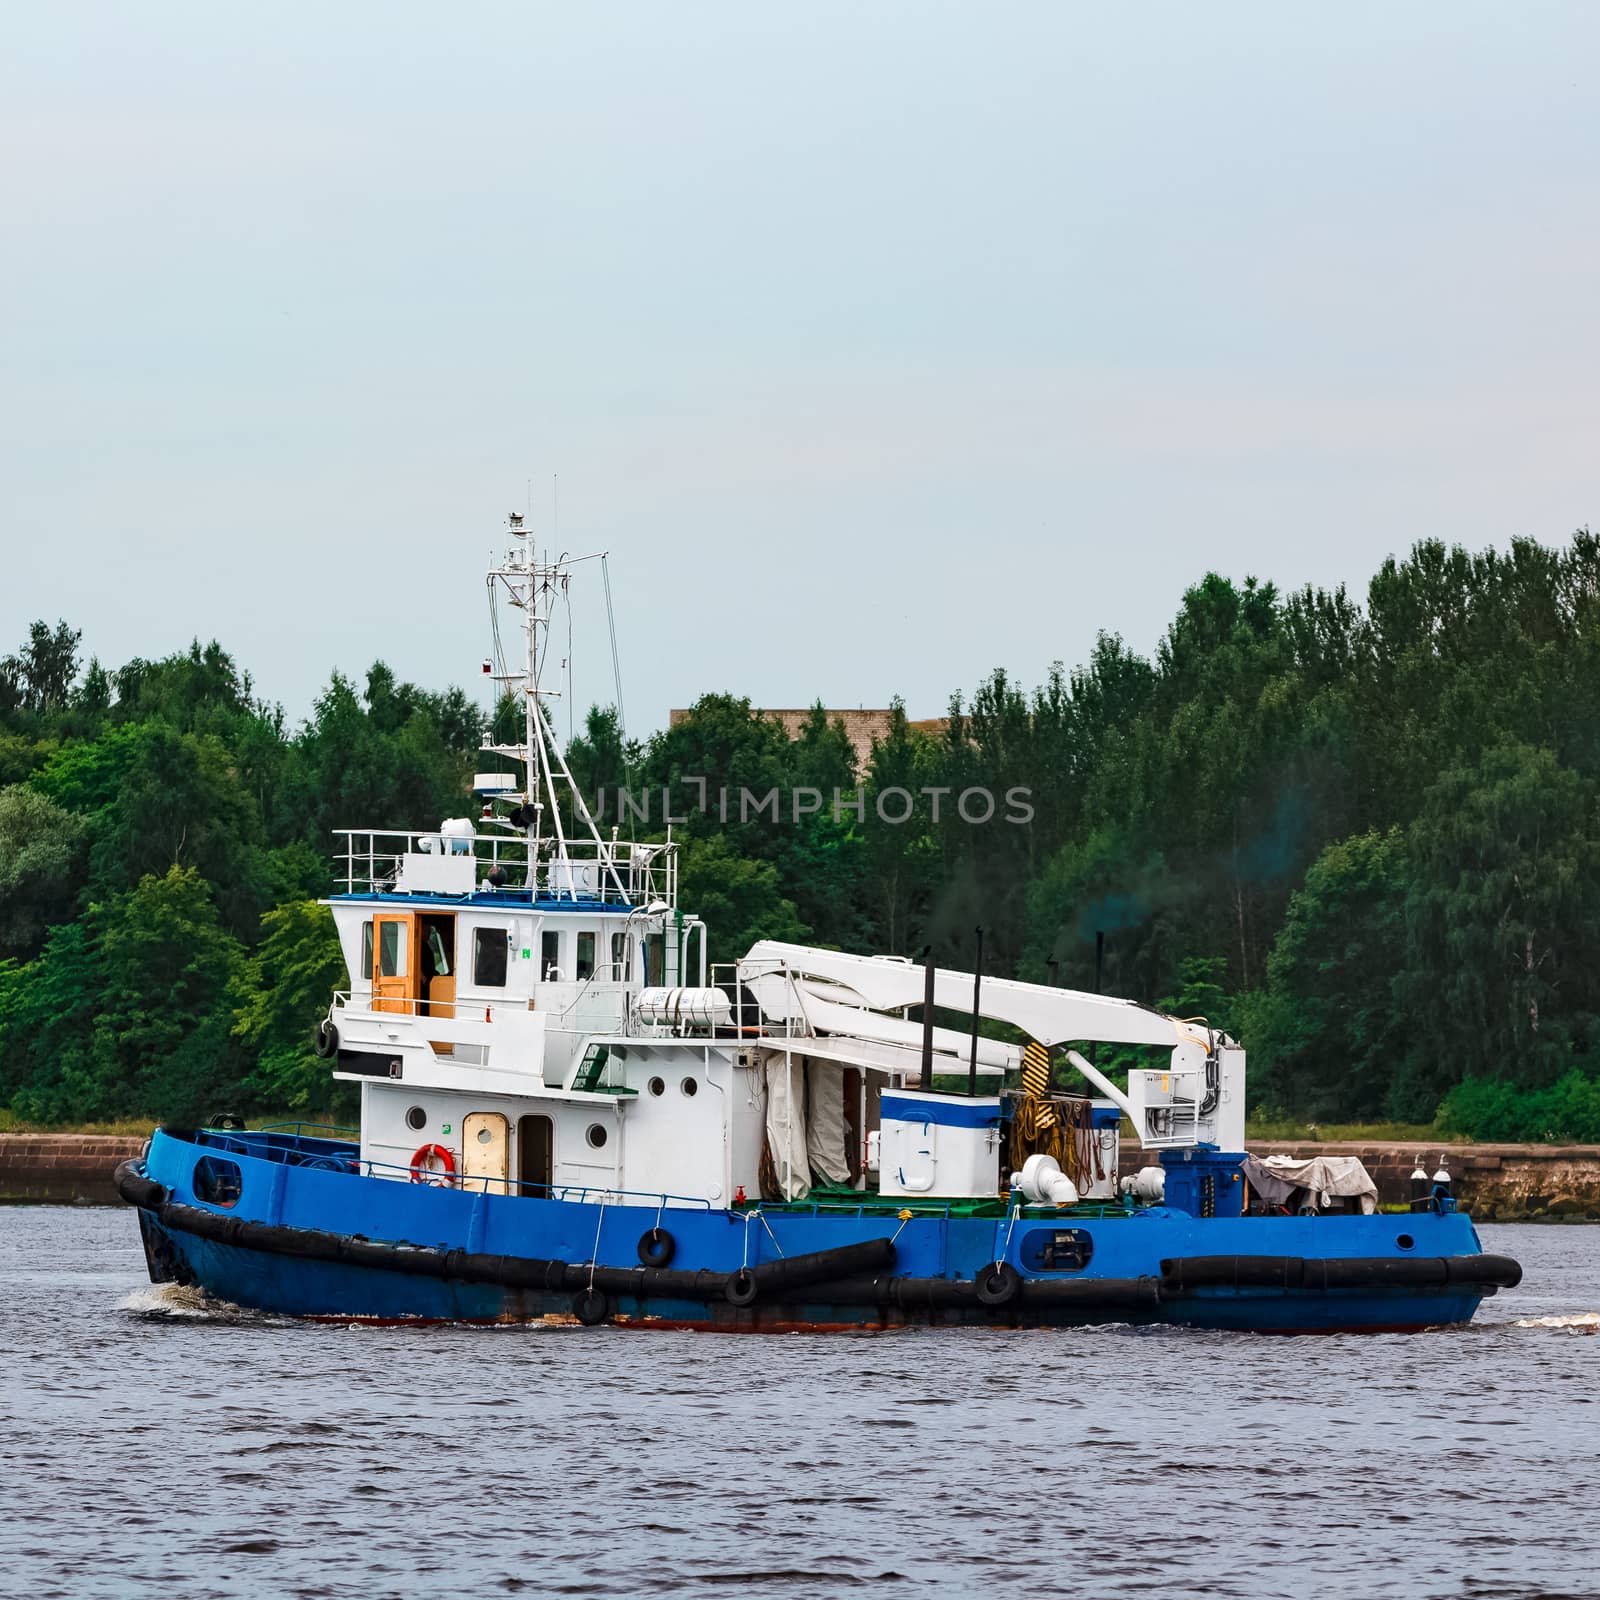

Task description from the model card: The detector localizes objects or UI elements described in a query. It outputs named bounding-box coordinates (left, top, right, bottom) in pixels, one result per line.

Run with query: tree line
left=2, top=532, right=1598, bottom=1139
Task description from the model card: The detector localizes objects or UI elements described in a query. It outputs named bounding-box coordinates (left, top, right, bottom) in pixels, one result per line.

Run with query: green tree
left=112, top=639, right=251, bottom=731
left=1399, top=742, right=1600, bottom=1112
left=235, top=900, right=351, bottom=1113
left=861, top=702, right=940, bottom=953
left=0, top=620, right=81, bottom=715
left=1244, top=829, right=1409, bottom=1120
left=0, top=786, right=91, bottom=960
left=83, top=723, right=266, bottom=935
left=1, top=867, right=246, bottom=1123
left=676, top=835, right=806, bottom=958
left=566, top=704, right=637, bottom=828
left=287, top=671, right=471, bottom=847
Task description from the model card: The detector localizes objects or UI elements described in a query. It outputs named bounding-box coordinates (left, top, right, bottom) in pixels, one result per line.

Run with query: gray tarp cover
left=1243, top=1153, right=1379, bottom=1213
left=764, top=1055, right=855, bottom=1199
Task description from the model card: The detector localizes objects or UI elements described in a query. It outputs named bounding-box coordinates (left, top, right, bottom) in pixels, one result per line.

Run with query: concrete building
left=668, top=706, right=945, bottom=773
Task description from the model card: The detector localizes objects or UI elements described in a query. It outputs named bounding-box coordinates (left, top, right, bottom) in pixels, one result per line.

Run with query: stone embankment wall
left=0, top=1134, right=147, bottom=1205
left=1120, top=1141, right=1600, bottom=1220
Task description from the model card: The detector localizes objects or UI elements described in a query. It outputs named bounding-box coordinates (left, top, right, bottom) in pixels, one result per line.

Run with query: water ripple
left=1, top=1213, right=1595, bottom=1598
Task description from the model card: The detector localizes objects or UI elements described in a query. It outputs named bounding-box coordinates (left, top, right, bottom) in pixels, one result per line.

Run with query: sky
left=3, top=2, right=1597, bottom=738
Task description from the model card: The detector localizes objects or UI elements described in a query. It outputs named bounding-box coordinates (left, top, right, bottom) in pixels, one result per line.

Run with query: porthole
left=193, top=1156, right=243, bottom=1208
left=681, top=1077, right=698, bottom=1097
left=405, top=1105, right=427, bottom=1132
left=1396, top=1233, right=1415, bottom=1250
left=648, top=1076, right=666, bottom=1097
left=586, top=1123, right=608, bottom=1149
left=476, top=1126, right=492, bottom=1145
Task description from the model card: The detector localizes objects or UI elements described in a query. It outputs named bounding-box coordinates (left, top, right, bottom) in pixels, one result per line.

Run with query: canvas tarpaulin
left=763, top=1054, right=854, bottom=1198
left=804, top=1058, right=852, bottom=1186
left=764, top=1054, right=810, bottom=1200
left=1243, top=1153, right=1379, bottom=1213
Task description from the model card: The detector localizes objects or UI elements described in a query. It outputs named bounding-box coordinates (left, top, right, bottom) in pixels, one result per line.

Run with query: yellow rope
left=1010, top=1040, right=1104, bottom=1197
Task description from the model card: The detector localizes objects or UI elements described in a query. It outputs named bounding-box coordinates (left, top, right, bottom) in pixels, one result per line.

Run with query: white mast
left=483, top=514, right=627, bottom=902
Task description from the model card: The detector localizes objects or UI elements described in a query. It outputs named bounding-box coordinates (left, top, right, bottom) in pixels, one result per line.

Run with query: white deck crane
left=738, top=941, right=1245, bottom=1151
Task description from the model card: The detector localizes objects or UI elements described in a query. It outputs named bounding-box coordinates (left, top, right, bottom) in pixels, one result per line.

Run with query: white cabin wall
left=452, top=910, right=537, bottom=1011
left=595, top=1043, right=755, bottom=1205
left=331, top=905, right=372, bottom=999
left=362, top=1080, right=623, bottom=1194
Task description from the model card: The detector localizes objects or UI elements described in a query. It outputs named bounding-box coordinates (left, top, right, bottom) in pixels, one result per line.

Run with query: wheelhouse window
left=361, top=920, right=373, bottom=980
left=540, top=929, right=561, bottom=980
left=576, top=931, right=596, bottom=982
left=610, top=931, right=630, bottom=982
left=473, top=926, right=509, bottom=988
left=379, top=920, right=407, bottom=977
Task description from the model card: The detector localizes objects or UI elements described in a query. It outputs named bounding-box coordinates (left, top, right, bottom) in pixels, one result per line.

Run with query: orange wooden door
left=372, top=913, right=418, bottom=1014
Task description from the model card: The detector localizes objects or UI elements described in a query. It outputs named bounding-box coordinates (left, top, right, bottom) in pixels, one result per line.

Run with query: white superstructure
left=317, top=516, right=1248, bottom=1212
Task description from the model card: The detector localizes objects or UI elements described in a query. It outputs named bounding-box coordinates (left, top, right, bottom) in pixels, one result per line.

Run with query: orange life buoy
left=409, top=1142, right=457, bottom=1186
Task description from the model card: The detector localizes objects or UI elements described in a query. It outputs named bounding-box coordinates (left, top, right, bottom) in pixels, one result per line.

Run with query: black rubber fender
left=1160, top=1253, right=1522, bottom=1295
left=726, top=1267, right=759, bottom=1307
left=747, top=1236, right=895, bottom=1294
left=815, top=1273, right=1159, bottom=1313
left=1444, top=1253, right=1522, bottom=1289
left=572, top=1286, right=608, bottom=1325
left=1021, top=1275, right=1162, bottom=1310
left=1307, top=1256, right=1448, bottom=1291
left=1161, top=1256, right=1304, bottom=1292
left=114, top=1159, right=167, bottom=1212
left=313, top=1019, right=339, bottom=1059
left=637, top=1227, right=676, bottom=1268
left=975, top=1261, right=1022, bottom=1307
left=822, top=1275, right=978, bottom=1311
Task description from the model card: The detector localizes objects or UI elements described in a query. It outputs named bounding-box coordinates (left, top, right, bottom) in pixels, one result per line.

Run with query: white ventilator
left=1013, top=1153, right=1079, bottom=1207
left=1121, top=1166, right=1166, bottom=1203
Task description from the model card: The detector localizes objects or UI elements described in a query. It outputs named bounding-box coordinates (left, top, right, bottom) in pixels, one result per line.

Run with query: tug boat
left=116, top=519, right=1520, bottom=1332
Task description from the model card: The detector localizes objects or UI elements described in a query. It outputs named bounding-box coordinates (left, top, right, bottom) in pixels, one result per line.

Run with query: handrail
left=332, top=991, right=500, bottom=1024
left=254, top=1121, right=360, bottom=1138
left=330, top=826, right=676, bottom=907
left=189, top=1128, right=715, bottom=1208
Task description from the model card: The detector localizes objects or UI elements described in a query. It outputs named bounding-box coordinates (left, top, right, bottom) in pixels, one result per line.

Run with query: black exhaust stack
left=968, top=926, right=983, bottom=1098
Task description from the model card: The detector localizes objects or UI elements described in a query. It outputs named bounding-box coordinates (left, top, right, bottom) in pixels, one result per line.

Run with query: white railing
left=332, top=827, right=676, bottom=907
left=331, top=990, right=496, bottom=1024
left=622, top=958, right=806, bottom=1042
left=1127, top=1066, right=1202, bottom=1149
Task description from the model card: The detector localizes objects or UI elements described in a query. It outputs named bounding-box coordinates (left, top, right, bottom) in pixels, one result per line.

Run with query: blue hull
left=127, top=1129, right=1499, bottom=1333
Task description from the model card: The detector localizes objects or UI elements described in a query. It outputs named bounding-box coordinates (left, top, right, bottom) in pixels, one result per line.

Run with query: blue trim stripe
left=881, top=1093, right=1006, bottom=1129
left=329, top=892, right=637, bottom=913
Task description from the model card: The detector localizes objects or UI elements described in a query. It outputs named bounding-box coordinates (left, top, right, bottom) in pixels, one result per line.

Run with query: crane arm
left=739, top=941, right=1242, bottom=1150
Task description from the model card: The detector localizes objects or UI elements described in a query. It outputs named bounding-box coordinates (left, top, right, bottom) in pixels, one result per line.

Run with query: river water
left=1, top=1209, right=1596, bottom=1600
